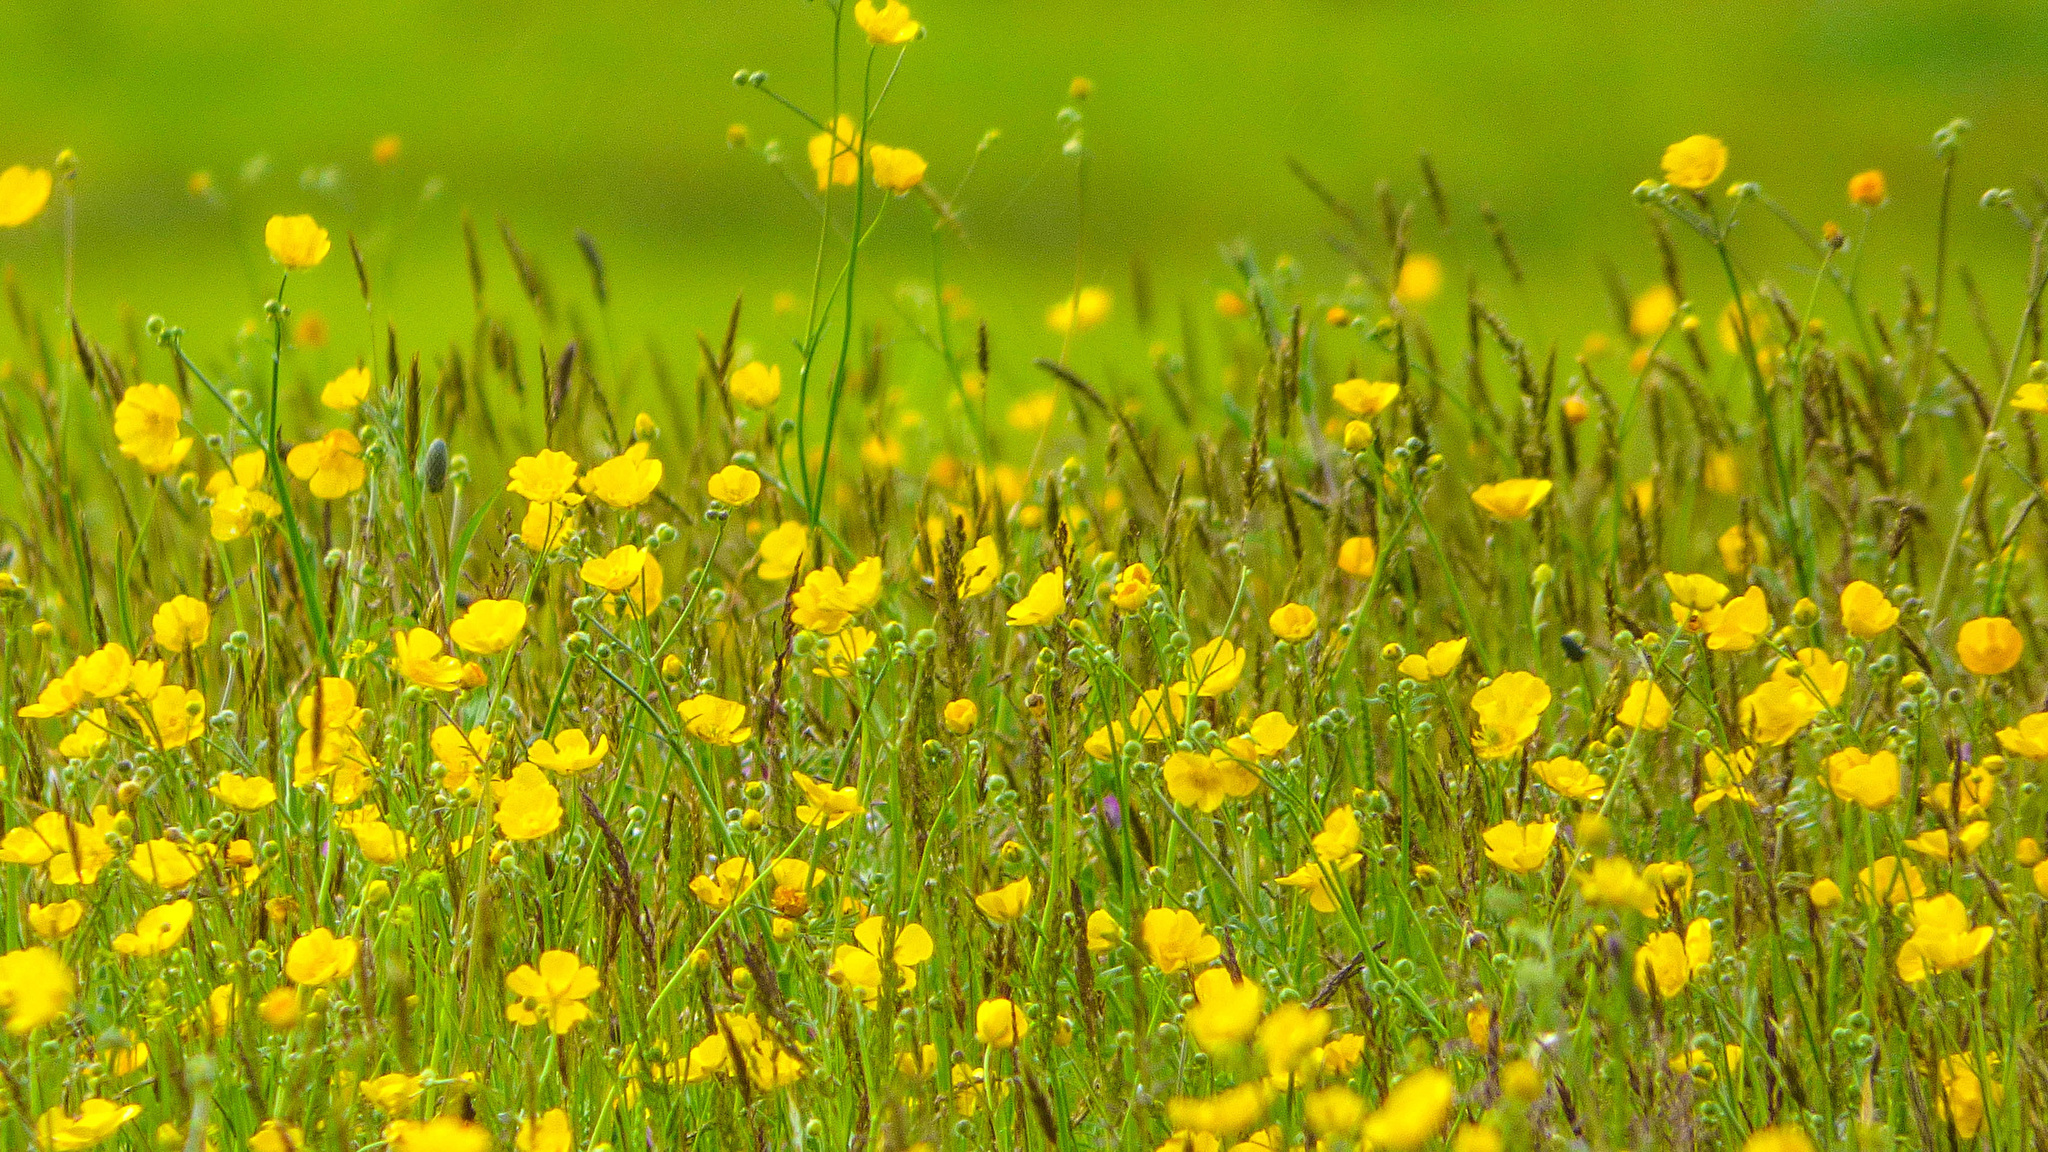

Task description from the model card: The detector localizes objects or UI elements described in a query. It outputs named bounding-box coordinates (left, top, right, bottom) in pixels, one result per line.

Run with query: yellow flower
left=579, top=441, right=664, bottom=508
left=1481, top=820, right=1556, bottom=874
left=1470, top=478, right=1552, bottom=521
left=359, top=1071, right=425, bottom=1115
left=1183, top=637, right=1246, bottom=696
left=1007, top=568, right=1066, bottom=626
left=1396, top=253, right=1443, bottom=304
left=1111, top=562, right=1158, bottom=609
left=206, top=451, right=283, bottom=542
left=507, top=449, right=582, bottom=502
left=1633, top=920, right=1710, bottom=998
left=1957, top=616, right=2022, bottom=675
left=264, top=213, right=331, bottom=269
left=113, top=384, right=194, bottom=474
left=1141, top=907, right=1221, bottom=972
left=1277, top=853, right=1360, bottom=914
left=869, top=144, right=928, bottom=192
left=2011, top=381, right=2048, bottom=414
left=792, top=771, right=862, bottom=828
left=708, top=464, right=763, bottom=506
left=0, top=165, right=53, bottom=227
left=431, top=725, right=494, bottom=791
left=1397, top=638, right=1467, bottom=682
left=1167, top=1082, right=1267, bottom=1137
left=27, top=900, right=84, bottom=941
left=1702, top=585, right=1770, bottom=651
left=111, top=899, right=195, bottom=957
left=1182, top=967, right=1262, bottom=1053
left=1363, top=1068, right=1454, bottom=1152
left=494, top=762, right=564, bottom=840
left=320, top=365, right=371, bottom=409
left=1246, top=711, right=1298, bottom=757
left=1331, top=379, right=1401, bottom=417
left=1532, top=756, right=1605, bottom=802
left=1824, top=747, right=1899, bottom=810
left=285, top=928, right=359, bottom=986
left=1470, top=671, right=1550, bottom=759
left=249, top=1121, right=307, bottom=1152
left=516, top=1109, right=574, bottom=1152
left=855, top=0, right=922, bottom=43
left=1738, top=678, right=1821, bottom=746
left=449, top=598, right=528, bottom=655
left=1258, top=1002, right=1332, bottom=1079
left=391, top=627, right=465, bottom=692
left=730, top=361, right=783, bottom=408
left=1770, top=647, right=1847, bottom=705
left=518, top=500, right=576, bottom=554
left=129, top=838, right=206, bottom=888
left=1047, top=287, right=1112, bottom=334
left=1857, top=855, right=1927, bottom=907
left=943, top=697, right=979, bottom=734
left=828, top=916, right=935, bottom=1006
left=975, top=877, right=1033, bottom=923
left=1575, top=858, right=1656, bottom=913
left=389, top=1117, right=492, bottom=1152
left=1997, top=711, right=2048, bottom=758
left=1616, top=679, right=1670, bottom=730
left=1162, top=749, right=1261, bottom=812
left=1086, top=909, right=1122, bottom=953
left=1895, top=893, right=1992, bottom=982
left=287, top=428, right=367, bottom=498
left=56, top=708, right=110, bottom=760
left=755, top=521, right=809, bottom=581
left=974, top=997, right=1029, bottom=1048
left=151, top=594, right=210, bottom=653
left=1661, top=135, right=1728, bottom=190
left=1847, top=169, right=1888, bottom=208
left=1267, top=602, right=1317, bottom=642
left=808, top=114, right=863, bottom=191
left=1702, top=449, right=1741, bottom=494
left=689, top=857, right=756, bottom=909
left=792, top=557, right=884, bottom=634
left=505, top=949, right=600, bottom=1033
left=1934, top=1053, right=2002, bottom=1139
left=1839, top=580, right=1899, bottom=637
left=34, top=1099, right=141, bottom=1150
left=1905, top=821, right=1990, bottom=862
left=580, top=545, right=663, bottom=614
left=1337, top=535, right=1378, bottom=578
left=0, top=946, right=72, bottom=1034
left=528, top=728, right=608, bottom=774
left=677, top=693, right=753, bottom=746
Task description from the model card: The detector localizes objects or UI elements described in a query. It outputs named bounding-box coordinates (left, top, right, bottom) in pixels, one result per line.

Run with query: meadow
left=3, top=2, right=2048, bottom=1150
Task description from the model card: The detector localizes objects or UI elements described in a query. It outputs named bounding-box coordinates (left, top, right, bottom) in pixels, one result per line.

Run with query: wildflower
left=516, top=1110, right=574, bottom=1152
left=285, top=928, right=359, bottom=986
left=359, top=1072, right=425, bottom=1114
left=206, top=451, right=283, bottom=541
left=1576, top=858, right=1656, bottom=913
left=869, top=144, right=928, bottom=192
left=704, top=463, right=762, bottom=507
left=1278, top=854, right=1360, bottom=913
left=970, top=876, right=1032, bottom=923
left=580, top=441, right=664, bottom=508
left=1824, top=747, right=1899, bottom=810
left=808, top=114, right=863, bottom=191
left=1997, top=711, right=2048, bottom=758
left=1738, top=678, right=1821, bottom=746
left=528, top=728, right=607, bottom=774
left=1926, top=763, right=1996, bottom=817
left=1331, top=379, right=1400, bottom=417
left=1163, top=749, right=1261, bottom=811
left=1141, top=907, right=1222, bottom=972
left=1182, top=637, right=1246, bottom=696
left=1470, top=670, right=1551, bottom=759
left=519, top=500, right=577, bottom=554
left=449, top=598, right=528, bottom=655
left=730, top=362, right=782, bottom=408
left=1839, top=580, right=1899, bottom=637
left=506, top=949, right=600, bottom=1033
left=1085, top=909, right=1123, bottom=953
left=1857, top=855, right=1927, bottom=907
left=1166, top=1082, right=1267, bottom=1136
left=129, top=838, right=206, bottom=888
left=1398, top=638, right=1466, bottom=682
left=1895, top=893, right=1992, bottom=982
left=1702, top=585, right=1770, bottom=651
left=754, top=521, right=808, bottom=581
left=1905, top=821, right=1990, bottom=862
left=494, top=762, right=564, bottom=840
left=0, top=165, right=53, bottom=227
left=1633, top=919, right=1711, bottom=998
left=1469, top=478, right=1552, bottom=521
left=1046, top=287, right=1112, bottom=333
left=257, top=988, right=301, bottom=1029
left=689, top=857, right=756, bottom=909
left=1363, top=1068, right=1455, bottom=1151
left=1482, top=820, right=1556, bottom=874
left=27, top=900, right=84, bottom=941
left=1532, top=756, right=1605, bottom=801
left=974, top=998, right=1029, bottom=1048
left=1246, top=711, right=1298, bottom=756
left=1694, top=746, right=1759, bottom=812
left=792, top=557, right=884, bottom=633
left=828, top=916, right=934, bottom=1005
left=1661, top=135, right=1728, bottom=190
left=1935, top=1054, right=2001, bottom=1138
left=151, top=594, right=210, bottom=653
left=1268, top=602, right=1317, bottom=642
left=56, top=709, right=110, bottom=759
left=321, top=365, right=371, bottom=409
left=1956, top=616, right=2022, bottom=675
left=391, top=628, right=465, bottom=691
left=954, top=534, right=1001, bottom=597
left=1847, top=169, right=1887, bottom=207
left=287, top=428, right=367, bottom=498
left=1615, top=679, right=1670, bottom=729
left=34, top=1100, right=141, bottom=1150
left=1771, top=647, right=1847, bottom=705
left=1337, top=535, right=1378, bottom=577
left=113, top=384, right=194, bottom=474
left=1111, top=562, right=1158, bottom=609
left=1809, top=879, right=1842, bottom=910
left=1259, top=1003, right=1332, bottom=1079
left=678, top=693, right=753, bottom=745
left=264, top=213, right=331, bottom=269
left=507, top=449, right=582, bottom=502
left=1396, top=253, right=1444, bottom=303
left=1007, top=568, right=1066, bottom=626
left=0, top=946, right=72, bottom=1033
left=249, top=1121, right=306, bottom=1152
left=943, top=698, right=979, bottom=733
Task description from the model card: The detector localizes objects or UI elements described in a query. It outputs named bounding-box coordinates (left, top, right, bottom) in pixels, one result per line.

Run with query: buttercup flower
left=449, top=598, right=528, bottom=655
left=265, top=213, right=331, bottom=269
left=1839, top=580, right=1899, bottom=637
left=730, top=362, right=782, bottom=408
left=1661, top=135, right=1728, bottom=190
left=506, top=949, right=600, bottom=1033
left=1141, top=907, right=1221, bottom=972
left=854, top=0, right=921, bottom=44
left=285, top=928, right=359, bottom=986
left=0, top=166, right=53, bottom=227
left=1470, top=478, right=1552, bottom=521
left=1482, top=820, right=1557, bottom=874
left=113, top=384, right=194, bottom=474
left=580, top=441, right=664, bottom=508
left=1956, top=616, right=2022, bottom=675
left=287, top=429, right=367, bottom=498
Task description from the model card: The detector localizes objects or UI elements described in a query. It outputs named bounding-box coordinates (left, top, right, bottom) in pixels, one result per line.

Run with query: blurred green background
left=5, top=0, right=2048, bottom=391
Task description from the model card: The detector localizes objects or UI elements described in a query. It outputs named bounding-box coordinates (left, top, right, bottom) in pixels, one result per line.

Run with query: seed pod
left=422, top=438, right=449, bottom=494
